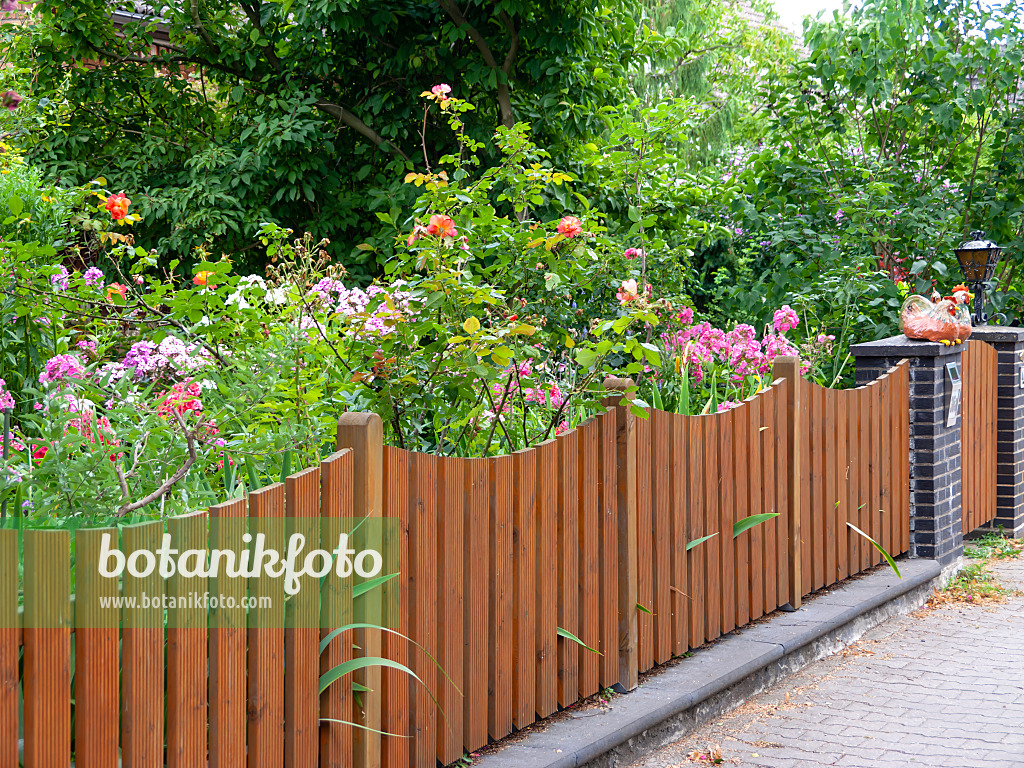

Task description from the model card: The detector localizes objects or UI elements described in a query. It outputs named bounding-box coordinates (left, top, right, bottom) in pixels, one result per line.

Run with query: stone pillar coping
left=850, top=336, right=964, bottom=359
left=968, top=325, right=1024, bottom=344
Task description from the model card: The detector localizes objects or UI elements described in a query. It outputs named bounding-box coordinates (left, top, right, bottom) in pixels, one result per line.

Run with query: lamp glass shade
left=955, top=234, right=1001, bottom=283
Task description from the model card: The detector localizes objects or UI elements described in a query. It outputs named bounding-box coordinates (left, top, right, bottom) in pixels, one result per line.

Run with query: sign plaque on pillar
left=946, top=361, right=962, bottom=427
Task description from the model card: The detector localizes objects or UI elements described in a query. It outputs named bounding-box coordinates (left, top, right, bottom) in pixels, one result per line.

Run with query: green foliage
left=16, top=0, right=646, bottom=271
left=708, top=0, right=1024, bottom=353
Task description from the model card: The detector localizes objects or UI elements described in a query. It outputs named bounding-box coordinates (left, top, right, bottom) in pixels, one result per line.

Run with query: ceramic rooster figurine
left=899, top=284, right=972, bottom=345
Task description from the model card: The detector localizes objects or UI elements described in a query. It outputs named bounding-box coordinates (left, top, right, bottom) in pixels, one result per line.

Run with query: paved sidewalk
left=630, top=559, right=1024, bottom=768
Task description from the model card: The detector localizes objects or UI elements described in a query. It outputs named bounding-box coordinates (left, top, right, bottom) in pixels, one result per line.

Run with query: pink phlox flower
left=717, top=401, right=739, bottom=413
left=39, top=354, right=86, bottom=386
left=0, top=378, right=13, bottom=410
left=51, top=266, right=70, bottom=291
left=772, top=305, right=799, bottom=334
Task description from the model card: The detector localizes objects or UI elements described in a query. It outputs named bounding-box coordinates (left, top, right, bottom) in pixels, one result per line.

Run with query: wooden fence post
left=771, top=357, right=803, bottom=611
left=602, top=377, right=639, bottom=692
left=337, top=413, right=384, bottom=768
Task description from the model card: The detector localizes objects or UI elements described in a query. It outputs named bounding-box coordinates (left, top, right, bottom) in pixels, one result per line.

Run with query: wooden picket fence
left=0, top=359, right=915, bottom=768
left=961, top=340, right=998, bottom=535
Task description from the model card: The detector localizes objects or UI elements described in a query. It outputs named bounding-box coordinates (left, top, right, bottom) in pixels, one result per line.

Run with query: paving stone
left=627, top=558, right=1024, bottom=768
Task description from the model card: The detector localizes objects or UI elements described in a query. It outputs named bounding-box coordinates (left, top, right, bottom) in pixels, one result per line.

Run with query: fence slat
left=512, top=449, right=536, bottom=727
left=248, top=484, right=286, bottom=768
left=74, top=528, right=120, bottom=768
left=737, top=399, right=754, bottom=625
left=824, top=389, right=838, bottom=587
left=535, top=441, right=559, bottom=716
left=900, top=362, right=911, bottom=554
left=810, top=385, right=824, bottom=591
left=379, top=447, right=409, bottom=767
left=167, top=513, right=208, bottom=768
left=846, top=388, right=860, bottom=575
left=718, top=409, right=736, bottom=637
left=209, top=498, right=248, bottom=768
left=0, top=530, right=16, bottom=768
left=23, top=529, right=71, bottom=768
left=670, top=415, right=688, bottom=656
left=869, top=380, right=883, bottom=566
left=703, top=416, right=721, bottom=642
left=285, top=467, right=321, bottom=768
left=652, top=410, right=672, bottom=664
left=338, top=413, right=384, bottom=768
left=488, top=455, right=513, bottom=739
left=578, top=420, right=600, bottom=696
left=836, top=391, right=849, bottom=582
left=121, top=521, right=165, bottom=768
left=437, top=457, right=465, bottom=764
left=599, top=411, right=620, bottom=688
left=858, top=388, right=871, bottom=572
left=409, top=453, right=437, bottom=763
left=320, top=449, right=355, bottom=768
left=557, top=430, right=579, bottom=706
left=880, top=375, right=893, bottom=559
left=464, top=458, right=490, bottom=751
left=634, top=411, right=653, bottom=672
left=759, top=387, right=777, bottom=613
left=687, top=415, right=705, bottom=647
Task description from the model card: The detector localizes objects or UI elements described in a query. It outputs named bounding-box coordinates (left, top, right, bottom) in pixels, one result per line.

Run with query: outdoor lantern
left=954, top=230, right=1003, bottom=325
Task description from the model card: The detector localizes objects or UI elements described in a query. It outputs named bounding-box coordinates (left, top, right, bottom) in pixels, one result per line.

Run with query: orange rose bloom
left=424, top=214, right=457, bottom=238
left=104, top=192, right=131, bottom=221
left=106, top=283, right=128, bottom=301
left=193, top=271, right=214, bottom=286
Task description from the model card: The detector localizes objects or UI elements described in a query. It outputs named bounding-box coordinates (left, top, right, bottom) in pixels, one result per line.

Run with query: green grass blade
left=733, top=513, right=779, bottom=538
left=318, top=717, right=412, bottom=737
left=353, top=572, right=398, bottom=599
left=636, top=602, right=654, bottom=615
left=556, top=626, right=602, bottom=655
left=686, top=532, right=717, bottom=551
left=847, top=522, right=901, bottom=578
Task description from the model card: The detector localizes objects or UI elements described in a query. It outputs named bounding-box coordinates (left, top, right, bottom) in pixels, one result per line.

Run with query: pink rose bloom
left=556, top=216, right=583, bottom=238
left=431, top=83, right=451, bottom=99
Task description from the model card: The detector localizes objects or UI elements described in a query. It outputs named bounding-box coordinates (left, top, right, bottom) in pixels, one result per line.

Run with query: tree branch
left=115, top=410, right=197, bottom=517
left=437, top=0, right=516, bottom=127
left=190, top=0, right=217, bottom=50
left=314, top=100, right=410, bottom=160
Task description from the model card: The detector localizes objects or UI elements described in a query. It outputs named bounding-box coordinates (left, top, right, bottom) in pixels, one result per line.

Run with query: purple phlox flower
left=83, top=267, right=104, bottom=287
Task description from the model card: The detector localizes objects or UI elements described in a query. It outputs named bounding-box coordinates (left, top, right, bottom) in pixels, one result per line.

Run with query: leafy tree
left=15, top=0, right=644, bottom=271
left=714, top=0, right=1024, bottom=342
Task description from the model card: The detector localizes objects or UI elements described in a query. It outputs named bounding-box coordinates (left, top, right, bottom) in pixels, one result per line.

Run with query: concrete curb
left=475, top=559, right=942, bottom=768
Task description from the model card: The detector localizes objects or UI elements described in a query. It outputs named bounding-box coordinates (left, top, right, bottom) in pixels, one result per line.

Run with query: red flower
left=104, top=192, right=131, bottom=221
left=556, top=216, right=583, bottom=238
left=106, top=283, right=127, bottom=301
left=31, top=444, right=48, bottom=463
left=193, top=270, right=214, bottom=286
left=424, top=214, right=457, bottom=238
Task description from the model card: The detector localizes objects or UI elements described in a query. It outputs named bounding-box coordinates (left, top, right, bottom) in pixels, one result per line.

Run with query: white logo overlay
left=97, top=532, right=384, bottom=596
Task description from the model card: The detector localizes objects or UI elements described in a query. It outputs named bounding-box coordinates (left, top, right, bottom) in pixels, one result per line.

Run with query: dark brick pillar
left=851, top=337, right=963, bottom=568
left=966, top=326, right=1024, bottom=538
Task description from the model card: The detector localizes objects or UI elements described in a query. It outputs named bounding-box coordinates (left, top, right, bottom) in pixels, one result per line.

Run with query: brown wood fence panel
left=556, top=430, right=579, bottom=706
left=598, top=410, right=620, bottom=688
left=23, top=529, right=71, bottom=768
left=321, top=448, right=355, bottom=768
left=578, top=418, right=601, bottom=694
left=408, top=452, right=438, bottom=766
left=438, top=456, right=465, bottom=765
left=797, top=361, right=910, bottom=595
left=464, top=458, right=490, bottom=753
left=962, top=340, right=998, bottom=534
left=121, top=520, right=165, bottom=767
left=248, top=484, right=287, bottom=768
left=635, top=411, right=653, bottom=672
left=488, top=454, right=514, bottom=740
left=167, top=513, right=208, bottom=768
left=75, top=527, right=121, bottom=768
left=536, top=440, right=559, bottom=717
left=285, top=467, right=322, bottom=768
left=209, top=497, right=248, bottom=768
left=0, top=530, right=16, bottom=768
